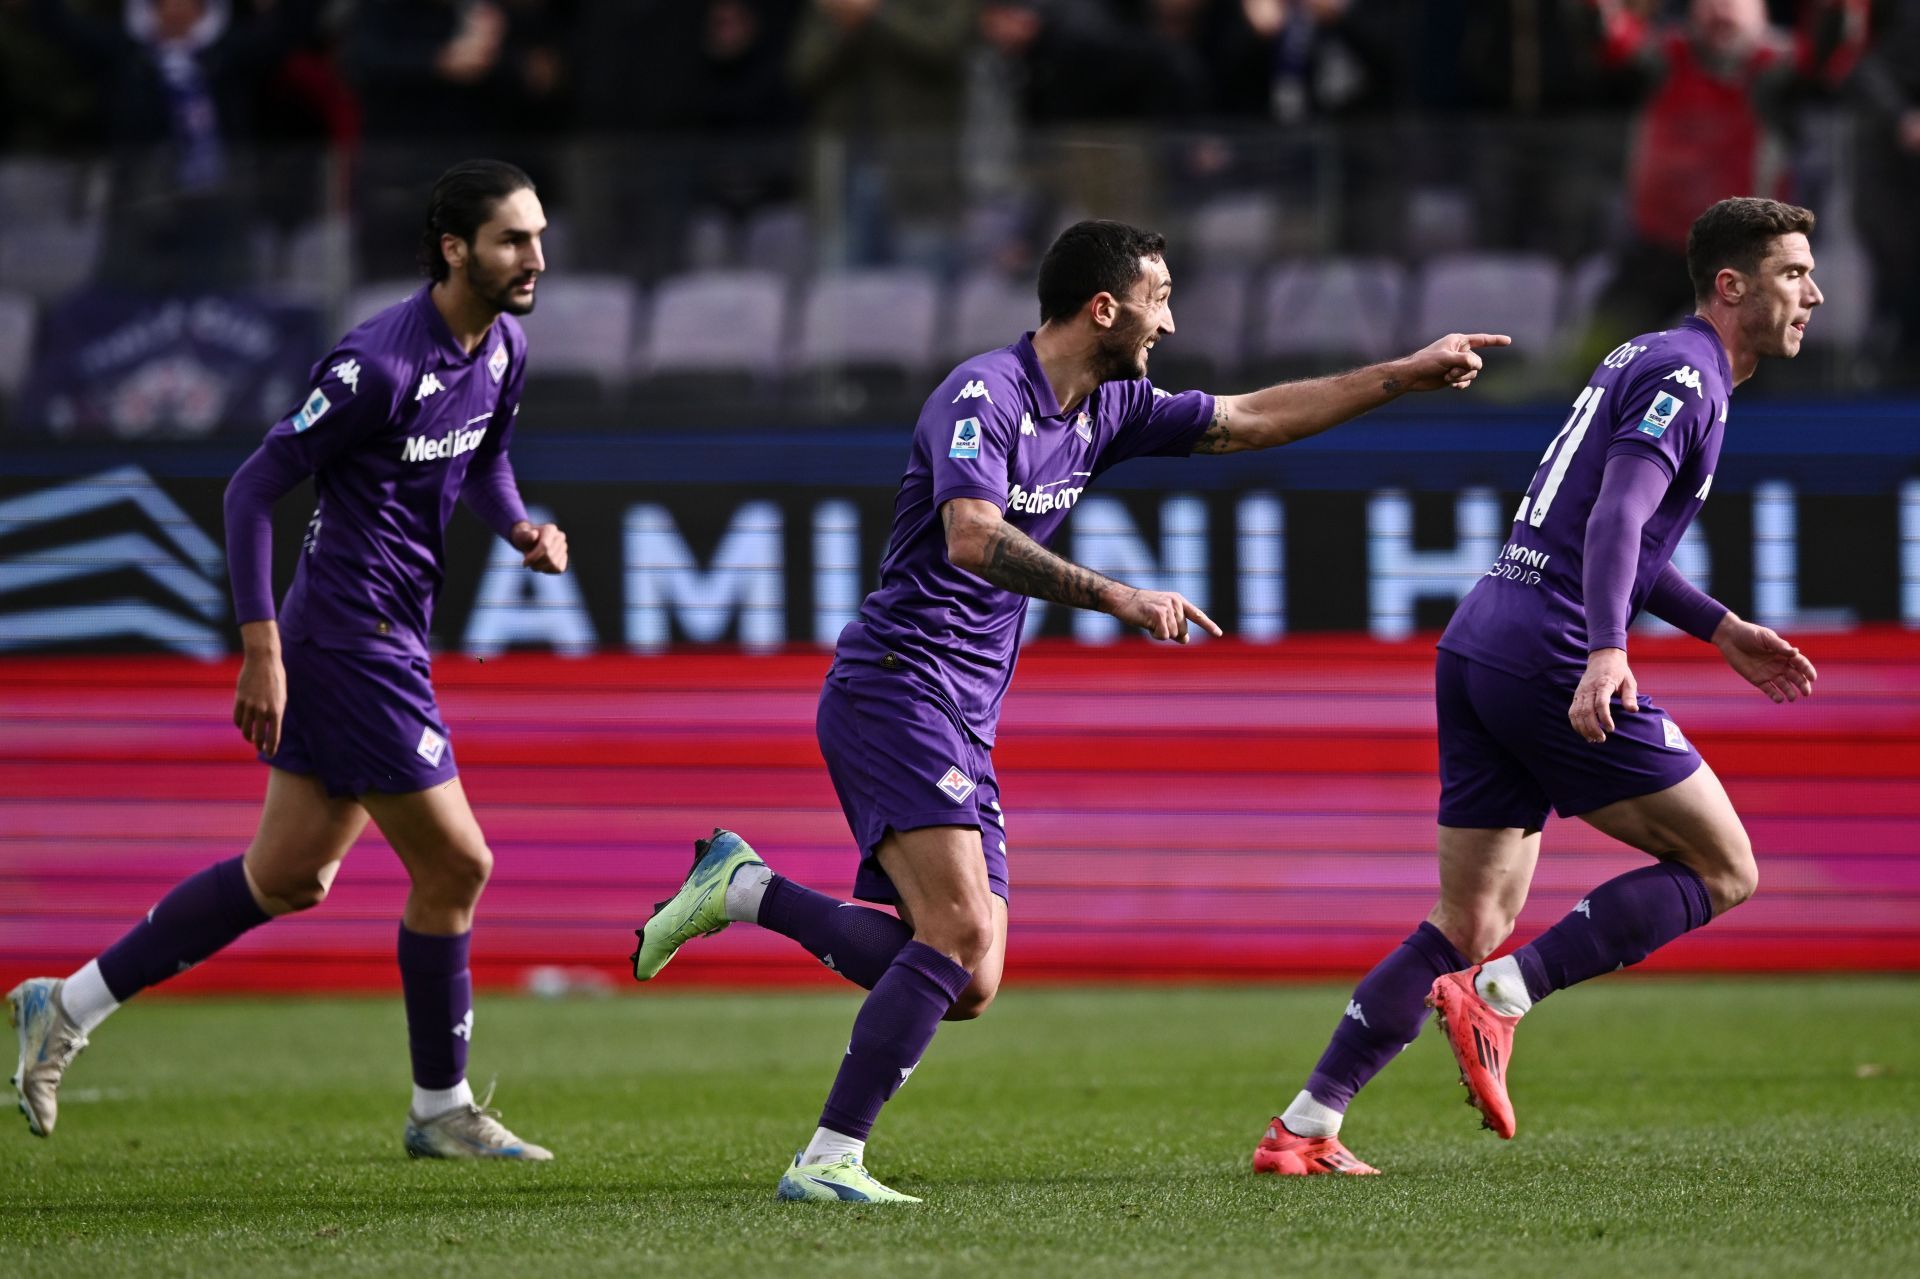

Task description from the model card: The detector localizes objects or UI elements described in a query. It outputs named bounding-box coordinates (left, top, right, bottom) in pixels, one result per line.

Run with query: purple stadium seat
left=794, top=269, right=937, bottom=375
left=642, top=269, right=788, bottom=377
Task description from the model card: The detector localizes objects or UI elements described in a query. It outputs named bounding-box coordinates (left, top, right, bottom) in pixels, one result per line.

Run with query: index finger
left=1182, top=599, right=1224, bottom=638
left=1461, top=333, right=1512, bottom=348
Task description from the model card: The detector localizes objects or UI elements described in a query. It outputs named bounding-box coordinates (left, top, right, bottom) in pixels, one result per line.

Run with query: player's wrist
left=1709, top=611, right=1740, bottom=648
left=238, top=620, right=281, bottom=658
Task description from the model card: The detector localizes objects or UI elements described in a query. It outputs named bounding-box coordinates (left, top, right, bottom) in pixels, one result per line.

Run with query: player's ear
left=1088, top=291, right=1119, bottom=330
left=442, top=232, right=467, bottom=272
left=1717, top=266, right=1745, bottom=306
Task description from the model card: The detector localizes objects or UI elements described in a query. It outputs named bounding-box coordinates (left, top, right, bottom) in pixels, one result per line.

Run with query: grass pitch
left=4, top=980, right=1917, bottom=1278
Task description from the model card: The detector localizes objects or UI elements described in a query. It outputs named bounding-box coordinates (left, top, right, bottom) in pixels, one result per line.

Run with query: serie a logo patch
left=1638, top=391, right=1681, bottom=438
left=949, top=418, right=982, bottom=459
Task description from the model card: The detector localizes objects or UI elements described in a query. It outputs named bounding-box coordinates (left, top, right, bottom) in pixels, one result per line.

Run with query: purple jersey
left=833, top=333, right=1215, bottom=744
left=229, top=286, right=528, bottom=658
left=1441, top=317, right=1731, bottom=679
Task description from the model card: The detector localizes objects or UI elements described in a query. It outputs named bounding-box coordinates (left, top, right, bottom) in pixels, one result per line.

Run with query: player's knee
left=914, top=907, right=995, bottom=972
left=253, top=868, right=332, bottom=914
left=1678, top=829, right=1757, bottom=915
left=945, top=977, right=999, bottom=1021
left=414, top=842, right=493, bottom=907
left=1431, top=905, right=1516, bottom=964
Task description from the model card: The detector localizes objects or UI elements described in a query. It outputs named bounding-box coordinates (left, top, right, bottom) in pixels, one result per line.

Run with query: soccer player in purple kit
left=630, top=219, right=1509, bottom=1203
left=1254, top=197, right=1823, bottom=1176
left=8, top=159, right=567, bottom=1160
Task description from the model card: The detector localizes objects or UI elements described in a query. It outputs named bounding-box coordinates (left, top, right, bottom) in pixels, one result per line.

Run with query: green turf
left=5, top=980, right=1918, bottom=1278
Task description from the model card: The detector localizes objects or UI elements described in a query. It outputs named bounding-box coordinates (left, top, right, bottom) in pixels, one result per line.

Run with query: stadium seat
left=0, top=290, right=36, bottom=399
left=1189, top=191, right=1280, bottom=270
left=0, top=157, right=86, bottom=225
left=1151, top=269, right=1249, bottom=388
left=516, top=274, right=642, bottom=395
left=793, top=268, right=938, bottom=378
left=0, top=222, right=101, bottom=300
left=342, top=279, right=420, bottom=333
left=1256, top=257, right=1408, bottom=366
left=743, top=204, right=812, bottom=277
left=641, top=269, right=789, bottom=377
left=279, top=217, right=354, bottom=297
left=1410, top=252, right=1562, bottom=356
left=948, top=271, right=1037, bottom=362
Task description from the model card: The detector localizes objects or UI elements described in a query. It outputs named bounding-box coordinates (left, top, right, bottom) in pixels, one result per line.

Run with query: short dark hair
left=418, top=159, right=536, bottom=282
left=1686, top=197, right=1815, bottom=303
left=1037, top=220, right=1168, bottom=324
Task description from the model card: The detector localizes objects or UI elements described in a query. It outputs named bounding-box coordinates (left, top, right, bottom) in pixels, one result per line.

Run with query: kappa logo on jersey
left=292, top=387, right=330, bottom=432
left=402, top=426, right=488, bottom=463
left=1074, top=411, right=1093, bottom=443
left=936, top=766, right=976, bottom=803
left=1344, top=1000, right=1370, bottom=1028
left=949, top=417, right=982, bottom=459
left=1662, top=718, right=1689, bottom=752
left=1574, top=898, right=1592, bottom=918
left=416, top=727, right=448, bottom=767
left=330, top=358, right=361, bottom=393
left=1696, top=474, right=1713, bottom=501
left=1020, top=412, right=1036, bottom=437
left=1664, top=365, right=1704, bottom=396
left=1638, top=391, right=1682, bottom=438
left=415, top=371, right=445, bottom=402
left=952, top=379, right=994, bottom=404
left=488, top=342, right=508, bottom=383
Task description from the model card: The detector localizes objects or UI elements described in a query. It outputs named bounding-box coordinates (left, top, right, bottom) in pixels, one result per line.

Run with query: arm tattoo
left=978, top=521, right=1118, bottom=610
left=1191, top=398, right=1233, bottom=455
left=1380, top=376, right=1402, bottom=393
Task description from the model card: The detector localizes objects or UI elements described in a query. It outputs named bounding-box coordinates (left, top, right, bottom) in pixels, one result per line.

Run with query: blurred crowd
left=0, top=0, right=1917, bottom=422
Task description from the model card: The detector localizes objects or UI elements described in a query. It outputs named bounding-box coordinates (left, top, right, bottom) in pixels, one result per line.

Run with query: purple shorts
left=1435, top=649, right=1703, bottom=829
left=816, top=660, right=1009, bottom=905
left=264, top=642, right=459, bottom=799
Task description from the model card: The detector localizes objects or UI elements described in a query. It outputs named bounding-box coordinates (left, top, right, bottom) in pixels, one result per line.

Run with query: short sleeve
left=927, top=371, right=1020, bottom=513
left=264, top=343, right=403, bottom=467
left=1604, top=363, right=1715, bottom=480
left=1096, top=380, right=1216, bottom=474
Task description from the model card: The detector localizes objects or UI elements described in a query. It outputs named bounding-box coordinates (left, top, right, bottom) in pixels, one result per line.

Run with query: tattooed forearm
left=978, top=521, right=1117, bottom=610
left=1380, top=377, right=1402, bottom=393
left=1191, top=397, right=1233, bottom=455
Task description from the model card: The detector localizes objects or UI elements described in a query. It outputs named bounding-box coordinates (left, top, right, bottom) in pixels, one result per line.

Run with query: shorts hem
left=1437, top=808, right=1549, bottom=831
left=1554, top=753, right=1705, bottom=819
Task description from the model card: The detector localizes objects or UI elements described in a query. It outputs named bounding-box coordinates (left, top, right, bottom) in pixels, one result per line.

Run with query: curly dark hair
left=1037, top=220, right=1169, bottom=324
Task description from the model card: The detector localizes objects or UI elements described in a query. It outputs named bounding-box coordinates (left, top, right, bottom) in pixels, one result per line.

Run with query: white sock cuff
left=60, top=960, right=121, bottom=1034
left=800, top=1125, right=865, bottom=1166
left=1475, top=955, right=1534, bottom=1018
left=412, top=1079, right=474, bottom=1120
left=1281, top=1088, right=1344, bottom=1138
left=725, top=863, right=775, bottom=923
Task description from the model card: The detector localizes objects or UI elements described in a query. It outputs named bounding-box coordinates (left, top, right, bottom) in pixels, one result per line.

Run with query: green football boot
left=630, top=829, right=766, bottom=980
left=776, top=1152, right=922, bottom=1203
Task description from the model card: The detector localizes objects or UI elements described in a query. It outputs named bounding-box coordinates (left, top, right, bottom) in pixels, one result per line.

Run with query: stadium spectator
left=341, top=0, right=566, bottom=276
left=1850, top=0, right=1920, bottom=382
left=790, top=0, right=970, bottom=267
left=1580, top=0, right=1860, bottom=344
left=20, top=0, right=322, bottom=290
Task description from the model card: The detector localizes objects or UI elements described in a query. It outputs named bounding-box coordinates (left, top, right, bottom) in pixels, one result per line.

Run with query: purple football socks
left=94, top=856, right=271, bottom=1001
left=757, top=875, right=913, bottom=989
left=397, top=925, right=473, bottom=1090
left=818, top=940, right=972, bottom=1141
left=1304, top=921, right=1468, bottom=1111
left=1514, top=861, right=1714, bottom=1003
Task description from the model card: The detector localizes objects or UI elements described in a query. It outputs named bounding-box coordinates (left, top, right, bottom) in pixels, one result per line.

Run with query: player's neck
left=1694, top=306, right=1756, bottom=387
left=430, top=280, right=501, bottom=354
left=1030, top=322, right=1100, bottom=415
